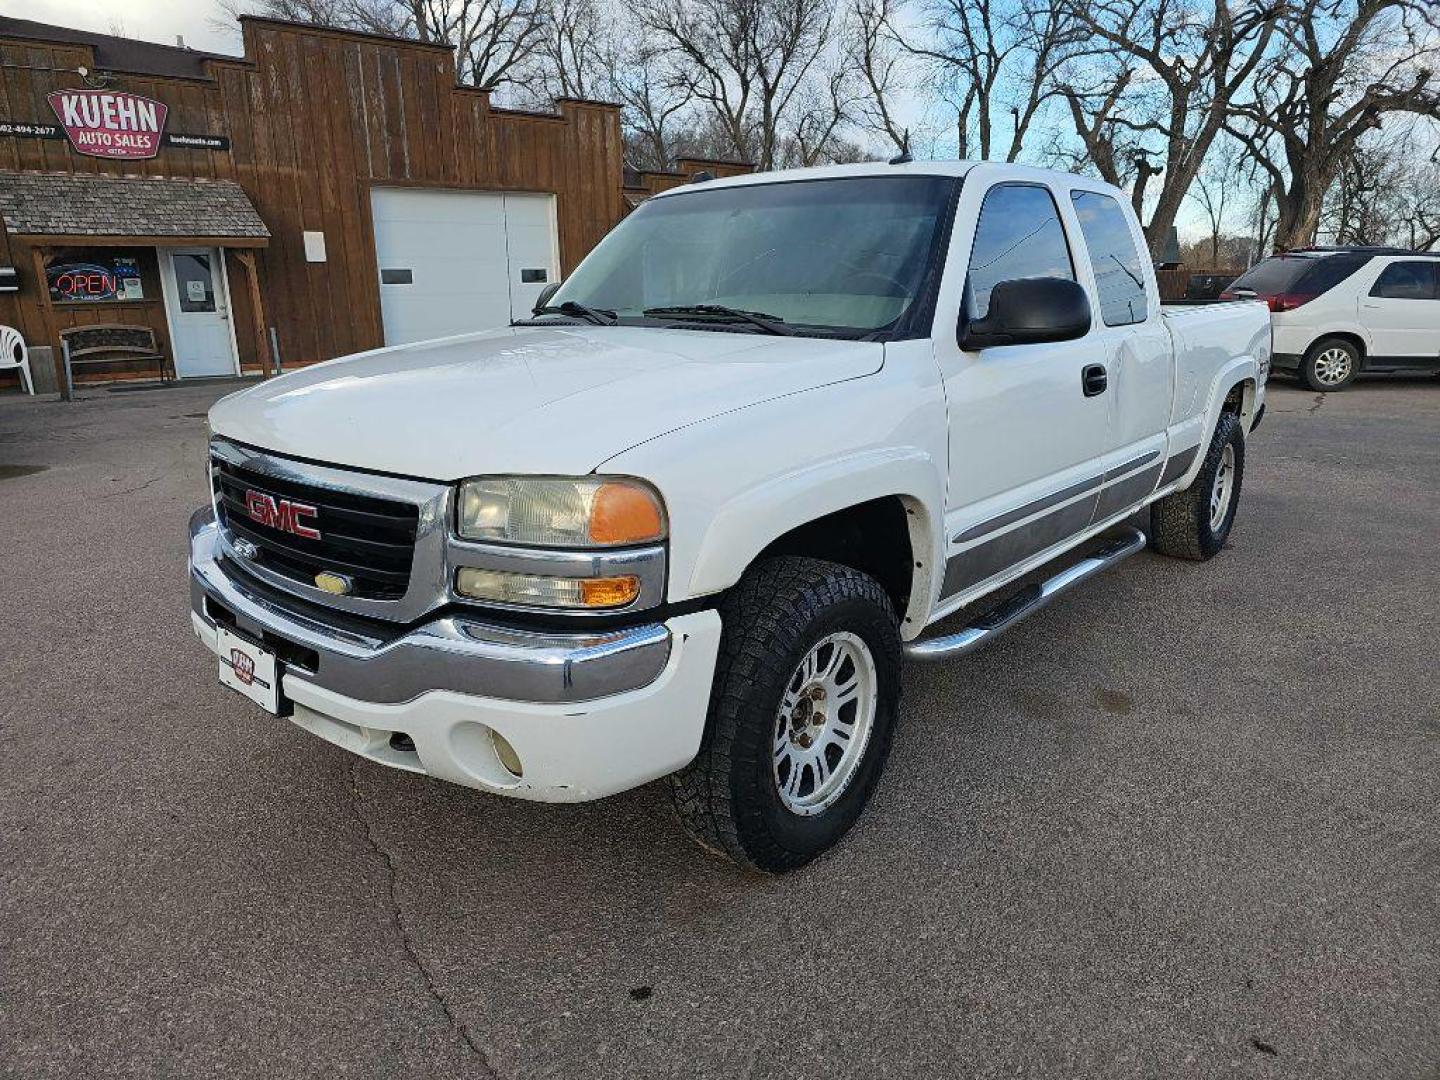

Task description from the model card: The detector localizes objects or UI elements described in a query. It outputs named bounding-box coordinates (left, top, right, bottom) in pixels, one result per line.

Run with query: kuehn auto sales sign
left=47, top=88, right=168, bottom=160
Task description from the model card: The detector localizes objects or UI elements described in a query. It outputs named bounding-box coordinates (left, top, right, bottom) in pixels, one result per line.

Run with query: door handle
left=1082, top=364, right=1108, bottom=396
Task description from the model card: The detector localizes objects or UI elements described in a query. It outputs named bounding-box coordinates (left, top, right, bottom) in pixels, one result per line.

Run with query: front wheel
left=669, top=557, right=902, bottom=873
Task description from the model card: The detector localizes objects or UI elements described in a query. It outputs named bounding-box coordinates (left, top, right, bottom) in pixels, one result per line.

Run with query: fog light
left=454, top=567, right=640, bottom=609
left=491, top=730, right=523, bottom=777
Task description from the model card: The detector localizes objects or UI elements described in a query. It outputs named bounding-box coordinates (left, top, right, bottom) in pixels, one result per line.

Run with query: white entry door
left=371, top=188, right=560, bottom=346
left=162, top=247, right=239, bottom=378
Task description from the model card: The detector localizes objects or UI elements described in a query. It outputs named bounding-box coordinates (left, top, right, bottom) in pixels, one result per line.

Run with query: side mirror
left=960, top=277, right=1091, bottom=350
left=532, top=281, right=561, bottom=314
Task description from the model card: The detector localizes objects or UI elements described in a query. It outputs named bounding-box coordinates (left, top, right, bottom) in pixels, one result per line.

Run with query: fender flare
left=1172, top=357, right=1259, bottom=491
left=684, top=447, right=946, bottom=638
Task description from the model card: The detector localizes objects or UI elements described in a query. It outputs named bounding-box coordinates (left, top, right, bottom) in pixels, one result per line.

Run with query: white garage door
left=371, top=188, right=560, bottom=346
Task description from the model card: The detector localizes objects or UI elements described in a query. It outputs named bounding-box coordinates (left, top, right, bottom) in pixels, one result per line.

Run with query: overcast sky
left=7, top=0, right=242, bottom=56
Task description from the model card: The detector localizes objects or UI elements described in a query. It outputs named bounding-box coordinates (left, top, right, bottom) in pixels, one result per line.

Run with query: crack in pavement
left=1308, top=393, right=1326, bottom=414
left=98, top=473, right=165, bottom=499
left=348, top=760, right=500, bottom=1076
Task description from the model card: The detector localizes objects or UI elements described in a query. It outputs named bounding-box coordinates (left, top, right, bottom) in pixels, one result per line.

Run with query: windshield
left=546, top=176, right=955, bottom=338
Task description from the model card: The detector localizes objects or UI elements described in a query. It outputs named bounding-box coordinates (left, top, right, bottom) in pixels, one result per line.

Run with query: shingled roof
left=0, top=171, right=269, bottom=244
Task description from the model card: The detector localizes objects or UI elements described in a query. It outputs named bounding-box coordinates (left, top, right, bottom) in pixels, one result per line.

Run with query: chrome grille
left=213, top=458, right=418, bottom=599
left=207, top=439, right=451, bottom=623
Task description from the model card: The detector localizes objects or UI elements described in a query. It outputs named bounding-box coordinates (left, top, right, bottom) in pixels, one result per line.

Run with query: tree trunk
left=1273, top=175, right=1327, bottom=251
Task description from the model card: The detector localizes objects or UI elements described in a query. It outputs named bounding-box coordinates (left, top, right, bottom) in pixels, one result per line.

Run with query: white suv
left=1221, top=247, right=1440, bottom=391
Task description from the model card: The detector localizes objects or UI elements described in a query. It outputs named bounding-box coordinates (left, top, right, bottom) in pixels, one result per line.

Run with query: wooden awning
left=0, top=171, right=269, bottom=247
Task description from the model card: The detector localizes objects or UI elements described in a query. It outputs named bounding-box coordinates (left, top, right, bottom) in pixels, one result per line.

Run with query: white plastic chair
left=0, top=326, right=33, bottom=395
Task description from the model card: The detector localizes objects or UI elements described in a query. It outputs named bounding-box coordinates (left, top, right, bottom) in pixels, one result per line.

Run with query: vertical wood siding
left=0, top=18, right=626, bottom=387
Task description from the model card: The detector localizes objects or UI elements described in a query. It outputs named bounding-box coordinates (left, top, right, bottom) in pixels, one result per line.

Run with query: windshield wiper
left=643, top=304, right=794, bottom=336
left=533, top=300, right=617, bottom=326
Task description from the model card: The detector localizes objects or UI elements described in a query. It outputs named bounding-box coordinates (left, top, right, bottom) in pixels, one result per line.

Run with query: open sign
left=49, top=262, right=118, bottom=301
left=46, top=256, right=143, bottom=303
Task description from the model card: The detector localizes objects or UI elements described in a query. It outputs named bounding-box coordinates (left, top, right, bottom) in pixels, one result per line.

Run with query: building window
left=46, top=248, right=154, bottom=303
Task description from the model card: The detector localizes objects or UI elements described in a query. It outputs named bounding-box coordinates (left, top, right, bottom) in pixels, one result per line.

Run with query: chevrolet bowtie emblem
left=314, top=571, right=354, bottom=596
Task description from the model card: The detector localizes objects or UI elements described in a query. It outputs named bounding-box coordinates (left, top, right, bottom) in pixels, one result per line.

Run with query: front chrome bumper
left=189, top=507, right=672, bottom=705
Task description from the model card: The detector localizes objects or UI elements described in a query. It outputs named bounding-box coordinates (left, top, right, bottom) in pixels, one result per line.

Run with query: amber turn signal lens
left=589, top=482, right=665, bottom=545
left=455, top=567, right=641, bottom=609
left=580, top=575, right=642, bottom=608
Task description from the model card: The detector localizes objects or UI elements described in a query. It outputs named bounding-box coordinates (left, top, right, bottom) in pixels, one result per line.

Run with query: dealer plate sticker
left=217, top=626, right=281, bottom=714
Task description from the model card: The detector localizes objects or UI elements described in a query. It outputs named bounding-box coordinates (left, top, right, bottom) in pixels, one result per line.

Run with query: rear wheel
left=1300, top=337, right=1360, bottom=392
left=669, top=557, right=902, bottom=873
left=1149, top=411, right=1245, bottom=561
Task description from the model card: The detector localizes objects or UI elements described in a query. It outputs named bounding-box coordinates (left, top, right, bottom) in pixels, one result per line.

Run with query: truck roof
left=649, top=159, right=1125, bottom=200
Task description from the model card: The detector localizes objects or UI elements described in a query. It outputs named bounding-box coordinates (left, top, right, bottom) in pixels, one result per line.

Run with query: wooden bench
left=60, top=324, right=169, bottom=398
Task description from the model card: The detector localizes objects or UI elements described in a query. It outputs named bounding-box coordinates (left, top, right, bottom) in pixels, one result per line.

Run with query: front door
left=934, top=173, right=1114, bottom=603
left=1359, top=259, right=1440, bottom=362
left=162, top=247, right=238, bottom=378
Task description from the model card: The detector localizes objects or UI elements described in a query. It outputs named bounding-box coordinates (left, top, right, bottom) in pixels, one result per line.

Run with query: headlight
left=457, top=476, right=666, bottom=547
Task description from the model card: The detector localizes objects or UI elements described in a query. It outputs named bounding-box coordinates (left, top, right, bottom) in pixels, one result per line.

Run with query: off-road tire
left=1299, top=337, right=1360, bottom=392
left=1149, top=411, right=1245, bottom=561
left=669, top=557, right=902, bottom=873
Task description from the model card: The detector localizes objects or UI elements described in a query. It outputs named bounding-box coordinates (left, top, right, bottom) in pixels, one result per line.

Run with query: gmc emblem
left=244, top=489, right=321, bottom=540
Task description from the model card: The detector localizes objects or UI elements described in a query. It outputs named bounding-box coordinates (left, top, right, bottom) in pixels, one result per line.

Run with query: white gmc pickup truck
left=189, top=161, right=1269, bottom=871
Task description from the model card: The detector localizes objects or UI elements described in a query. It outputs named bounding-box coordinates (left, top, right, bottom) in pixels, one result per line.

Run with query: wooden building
left=0, top=16, right=752, bottom=393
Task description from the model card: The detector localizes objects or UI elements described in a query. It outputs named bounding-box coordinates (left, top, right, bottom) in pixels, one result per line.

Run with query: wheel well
left=1222, top=378, right=1257, bottom=428
left=754, top=497, right=914, bottom=618
left=1306, top=332, right=1367, bottom=369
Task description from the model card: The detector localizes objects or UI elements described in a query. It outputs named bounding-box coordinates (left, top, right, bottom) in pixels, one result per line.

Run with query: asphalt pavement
left=0, top=374, right=1436, bottom=1079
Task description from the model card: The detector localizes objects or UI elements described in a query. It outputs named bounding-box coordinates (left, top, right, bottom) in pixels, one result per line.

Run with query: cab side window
left=1070, top=190, right=1149, bottom=325
left=966, top=184, right=1075, bottom=319
left=1370, top=261, right=1438, bottom=300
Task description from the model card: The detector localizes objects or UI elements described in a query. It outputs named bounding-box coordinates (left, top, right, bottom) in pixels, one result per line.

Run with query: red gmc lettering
left=244, top=490, right=321, bottom=540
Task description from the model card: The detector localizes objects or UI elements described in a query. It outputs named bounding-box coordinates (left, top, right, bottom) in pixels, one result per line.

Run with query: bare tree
left=850, top=0, right=911, bottom=153
left=221, top=0, right=410, bottom=35
left=1055, top=0, right=1282, bottom=258
left=785, top=62, right=862, bottom=164
left=1315, top=122, right=1440, bottom=247
left=1226, top=0, right=1440, bottom=250
left=514, top=0, right=612, bottom=101
left=232, top=0, right=547, bottom=91
left=1188, top=137, right=1250, bottom=265
left=1393, top=139, right=1440, bottom=249
left=611, top=40, right=697, bottom=168
left=639, top=0, right=843, bottom=169
left=409, top=0, right=550, bottom=90
left=898, top=0, right=1073, bottom=161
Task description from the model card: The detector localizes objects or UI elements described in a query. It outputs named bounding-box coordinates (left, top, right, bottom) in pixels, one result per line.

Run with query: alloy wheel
left=772, top=632, right=878, bottom=816
left=1313, top=347, right=1353, bottom=386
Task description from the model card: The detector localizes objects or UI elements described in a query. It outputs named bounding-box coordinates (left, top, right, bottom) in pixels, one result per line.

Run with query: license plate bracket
left=217, top=626, right=288, bottom=715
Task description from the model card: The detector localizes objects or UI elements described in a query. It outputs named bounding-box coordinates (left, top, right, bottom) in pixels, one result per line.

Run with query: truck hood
left=208, top=326, right=883, bottom=480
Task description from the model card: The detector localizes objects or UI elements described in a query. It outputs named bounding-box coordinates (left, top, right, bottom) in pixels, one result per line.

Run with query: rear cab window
left=966, top=184, right=1075, bottom=319
left=1069, top=190, right=1149, bottom=325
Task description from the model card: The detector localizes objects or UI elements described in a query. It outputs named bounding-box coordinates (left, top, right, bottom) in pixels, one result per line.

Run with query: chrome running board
left=904, top=527, right=1147, bottom=662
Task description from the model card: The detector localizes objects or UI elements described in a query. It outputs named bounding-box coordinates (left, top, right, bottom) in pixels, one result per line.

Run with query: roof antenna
left=690, top=170, right=714, bottom=183
left=888, top=129, right=913, bottom=166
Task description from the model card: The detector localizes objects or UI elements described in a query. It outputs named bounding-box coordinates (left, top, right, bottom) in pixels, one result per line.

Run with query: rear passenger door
left=934, top=175, right=1112, bottom=601
left=1360, top=260, right=1440, bottom=363
left=1067, top=189, right=1172, bottom=520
